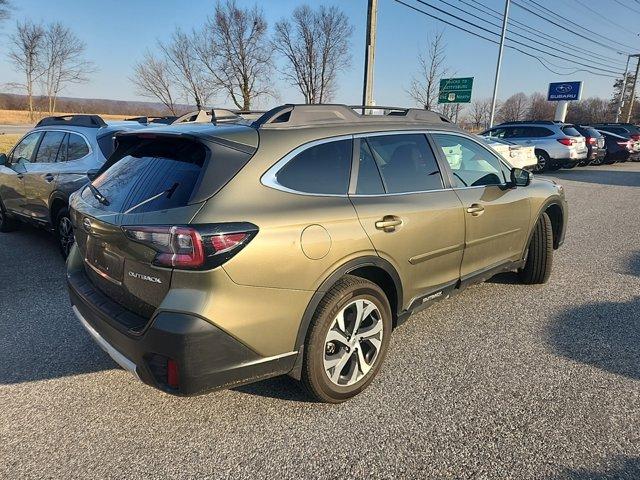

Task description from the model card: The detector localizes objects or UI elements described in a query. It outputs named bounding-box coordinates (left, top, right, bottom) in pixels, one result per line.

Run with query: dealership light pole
left=489, top=0, right=511, bottom=128
left=362, top=0, right=378, bottom=109
left=626, top=55, right=640, bottom=122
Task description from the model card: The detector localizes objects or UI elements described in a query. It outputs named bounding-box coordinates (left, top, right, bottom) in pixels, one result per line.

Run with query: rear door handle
left=375, top=216, right=402, bottom=232
left=466, top=204, right=485, bottom=216
left=44, top=173, right=55, bottom=183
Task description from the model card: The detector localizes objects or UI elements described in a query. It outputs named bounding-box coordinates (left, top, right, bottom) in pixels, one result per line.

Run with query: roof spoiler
left=251, top=104, right=452, bottom=129
left=125, top=115, right=177, bottom=125
left=35, top=114, right=107, bottom=128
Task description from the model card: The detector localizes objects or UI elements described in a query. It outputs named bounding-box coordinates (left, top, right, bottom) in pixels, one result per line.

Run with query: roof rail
left=497, top=120, right=556, bottom=125
left=252, top=104, right=452, bottom=129
left=35, top=114, right=107, bottom=128
left=170, top=109, right=246, bottom=125
left=125, top=115, right=177, bottom=125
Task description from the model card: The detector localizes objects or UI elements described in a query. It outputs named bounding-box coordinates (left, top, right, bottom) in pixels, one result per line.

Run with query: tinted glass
left=97, top=133, right=116, bottom=158
left=365, top=134, right=443, bottom=193
left=531, top=127, right=554, bottom=137
left=561, top=126, right=581, bottom=136
left=605, top=127, right=628, bottom=137
left=9, top=132, right=42, bottom=163
left=275, top=139, right=352, bottom=194
left=67, top=133, right=90, bottom=161
left=432, top=134, right=506, bottom=188
left=356, top=140, right=385, bottom=195
left=34, top=131, right=66, bottom=163
left=83, top=138, right=206, bottom=213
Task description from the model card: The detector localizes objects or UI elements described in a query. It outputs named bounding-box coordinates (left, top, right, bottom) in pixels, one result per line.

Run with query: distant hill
left=0, top=92, right=194, bottom=117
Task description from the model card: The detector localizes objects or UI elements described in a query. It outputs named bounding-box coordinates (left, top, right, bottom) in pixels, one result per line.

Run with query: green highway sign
left=438, top=77, right=474, bottom=104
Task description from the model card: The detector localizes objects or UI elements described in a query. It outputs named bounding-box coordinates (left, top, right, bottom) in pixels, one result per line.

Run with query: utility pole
left=362, top=0, right=378, bottom=109
left=626, top=55, right=640, bottom=123
left=489, top=0, right=510, bottom=128
left=615, top=55, right=631, bottom=122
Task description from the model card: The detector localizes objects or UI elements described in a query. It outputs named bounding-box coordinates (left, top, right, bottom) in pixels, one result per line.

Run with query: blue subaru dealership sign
left=548, top=81, right=582, bottom=101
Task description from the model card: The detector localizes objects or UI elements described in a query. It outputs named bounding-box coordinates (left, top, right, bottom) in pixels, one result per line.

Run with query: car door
left=23, top=130, right=67, bottom=221
left=431, top=132, right=531, bottom=280
left=349, top=132, right=465, bottom=308
left=0, top=131, right=43, bottom=215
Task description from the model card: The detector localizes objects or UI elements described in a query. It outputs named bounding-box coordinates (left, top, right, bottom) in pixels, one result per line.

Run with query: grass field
left=0, top=134, right=20, bottom=154
left=0, top=109, right=129, bottom=125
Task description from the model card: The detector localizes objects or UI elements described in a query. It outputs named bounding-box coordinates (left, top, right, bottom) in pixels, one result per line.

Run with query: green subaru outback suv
left=67, top=105, right=567, bottom=402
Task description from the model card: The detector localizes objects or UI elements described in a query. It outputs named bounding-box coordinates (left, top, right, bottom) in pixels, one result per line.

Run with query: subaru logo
left=82, top=217, right=92, bottom=233
left=556, top=84, right=573, bottom=93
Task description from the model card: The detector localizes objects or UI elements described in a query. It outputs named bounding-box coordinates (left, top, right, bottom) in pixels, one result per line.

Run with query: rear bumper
left=68, top=270, right=297, bottom=395
left=589, top=147, right=606, bottom=160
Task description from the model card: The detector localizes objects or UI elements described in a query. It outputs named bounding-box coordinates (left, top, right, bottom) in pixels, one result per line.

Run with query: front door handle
left=466, top=204, right=485, bottom=216
left=44, top=173, right=54, bottom=183
left=375, top=216, right=402, bottom=232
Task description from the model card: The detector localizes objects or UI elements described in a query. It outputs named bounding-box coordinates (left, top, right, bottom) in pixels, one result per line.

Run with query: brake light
left=557, top=138, right=574, bottom=146
left=123, top=223, right=258, bottom=270
left=617, top=140, right=632, bottom=151
left=586, top=136, right=596, bottom=145
left=167, top=359, right=179, bottom=389
left=631, top=133, right=640, bottom=141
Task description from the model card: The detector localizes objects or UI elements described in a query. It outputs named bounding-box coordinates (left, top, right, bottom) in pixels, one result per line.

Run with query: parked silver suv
left=481, top=121, right=587, bottom=171
left=0, top=115, right=146, bottom=256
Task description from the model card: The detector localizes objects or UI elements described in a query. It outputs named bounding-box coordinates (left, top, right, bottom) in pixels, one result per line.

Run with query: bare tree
left=196, top=0, right=272, bottom=110
left=407, top=32, right=447, bottom=110
left=7, top=20, right=45, bottom=121
left=273, top=4, right=352, bottom=104
left=160, top=29, right=214, bottom=110
left=469, top=98, right=491, bottom=130
left=497, top=92, right=528, bottom=123
left=440, top=102, right=464, bottom=123
left=527, top=92, right=554, bottom=121
left=0, top=0, right=11, bottom=22
left=41, top=23, right=94, bottom=113
left=131, top=50, right=179, bottom=115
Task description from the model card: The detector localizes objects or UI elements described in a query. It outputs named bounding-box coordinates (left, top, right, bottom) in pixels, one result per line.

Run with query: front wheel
left=519, top=212, right=553, bottom=285
left=301, top=275, right=392, bottom=403
left=55, top=208, right=74, bottom=259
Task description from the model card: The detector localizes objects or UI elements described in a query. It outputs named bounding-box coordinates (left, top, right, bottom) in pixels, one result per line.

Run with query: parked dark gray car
left=0, top=115, right=146, bottom=256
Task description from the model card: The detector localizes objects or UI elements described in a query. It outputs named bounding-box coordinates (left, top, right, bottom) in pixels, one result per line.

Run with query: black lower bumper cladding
left=68, top=271, right=295, bottom=395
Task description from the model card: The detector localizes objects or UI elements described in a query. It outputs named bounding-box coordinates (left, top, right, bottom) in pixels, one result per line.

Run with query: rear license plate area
left=85, top=236, right=124, bottom=284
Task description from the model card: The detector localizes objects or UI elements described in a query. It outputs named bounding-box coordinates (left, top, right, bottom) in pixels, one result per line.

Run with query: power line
left=462, top=0, right=628, bottom=66
left=520, top=0, right=636, bottom=53
left=411, top=0, right=624, bottom=75
left=431, top=0, right=626, bottom=72
left=569, top=0, right=638, bottom=36
left=391, top=0, right=620, bottom=78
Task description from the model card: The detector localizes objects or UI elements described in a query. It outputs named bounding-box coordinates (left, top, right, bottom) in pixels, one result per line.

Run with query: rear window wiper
left=88, top=183, right=110, bottom=206
left=123, top=183, right=179, bottom=214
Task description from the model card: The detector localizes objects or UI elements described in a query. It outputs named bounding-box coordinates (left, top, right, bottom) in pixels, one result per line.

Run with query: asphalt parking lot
left=1, top=163, right=639, bottom=479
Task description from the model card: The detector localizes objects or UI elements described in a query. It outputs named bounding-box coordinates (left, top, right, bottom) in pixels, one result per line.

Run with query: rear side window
left=561, top=126, right=581, bottom=137
left=97, top=133, right=116, bottom=158
left=34, top=131, right=66, bottom=163
left=83, top=138, right=206, bottom=213
left=364, top=134, right=443, bottom=193
left=67, top=133, right=90, bottom=160
left=275, top=139, right=352, bottom=195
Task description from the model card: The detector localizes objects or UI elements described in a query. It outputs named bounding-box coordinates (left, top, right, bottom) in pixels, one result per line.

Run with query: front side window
left=275, top=139, right=352, bottom=195
left=364, top=134, right=443, bottom=193
left=9, top=132, right=42, bottom=164
left=34, top=131, right=66, bottom=163
left=432, top=134, right=506, bottom=188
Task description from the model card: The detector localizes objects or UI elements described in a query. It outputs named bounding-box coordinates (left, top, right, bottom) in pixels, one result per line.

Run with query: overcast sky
left=1, top=0, right=636, bottom=109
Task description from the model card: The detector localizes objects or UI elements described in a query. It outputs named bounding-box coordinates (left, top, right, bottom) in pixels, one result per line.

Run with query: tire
left=563, top=161, right=577, bottom=169
left=533, top=151, right=549, bottom=173
left=55, top=207, right=74, bottom=259
left=0, top=199, right=18, bottom=233
left=301, top=275, right=392, bottom=403
left=519, top=212, right=553, bottom=285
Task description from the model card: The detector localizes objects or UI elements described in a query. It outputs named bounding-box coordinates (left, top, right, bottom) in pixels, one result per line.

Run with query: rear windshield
left=561, top=126, right=581, bottom=137
left=581, top=127, right=601, bottom=138
left=82, top=138, right=206, bottom=213
left=97, top=132, right=117, bottom=158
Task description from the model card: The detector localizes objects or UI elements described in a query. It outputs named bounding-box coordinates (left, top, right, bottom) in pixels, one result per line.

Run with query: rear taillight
left=631, top=133, right=640, bottom=141
left=586, top=136, right=596, bottom=145
left=123, top=223, right=258, bottom=270
left=617, top=140, right=633, bottom=151
left=557, top=138, right=574, bottom=146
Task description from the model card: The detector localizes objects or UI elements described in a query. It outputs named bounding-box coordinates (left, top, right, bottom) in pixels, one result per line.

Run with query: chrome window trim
left=261, top=134, right=354, bottom=197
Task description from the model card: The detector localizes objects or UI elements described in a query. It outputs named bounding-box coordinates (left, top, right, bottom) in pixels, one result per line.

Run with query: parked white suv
left=481, top=121, right=587, bottom=171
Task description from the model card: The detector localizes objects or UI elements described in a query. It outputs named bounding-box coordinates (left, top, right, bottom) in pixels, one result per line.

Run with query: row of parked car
left=480, top=120, right=640, bottom=171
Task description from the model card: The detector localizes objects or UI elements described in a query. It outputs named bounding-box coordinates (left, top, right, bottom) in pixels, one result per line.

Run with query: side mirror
left=0, top=153, right=7, bottom=166
left=510, top=167, right=531, bottom=187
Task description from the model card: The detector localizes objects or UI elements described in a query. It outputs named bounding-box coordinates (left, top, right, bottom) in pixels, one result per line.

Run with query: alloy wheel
left=323, top=298, right=383, bottom=387
left=534, top=154, right=546, bottom=173
left=58, top=216, right=74, bottom=257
